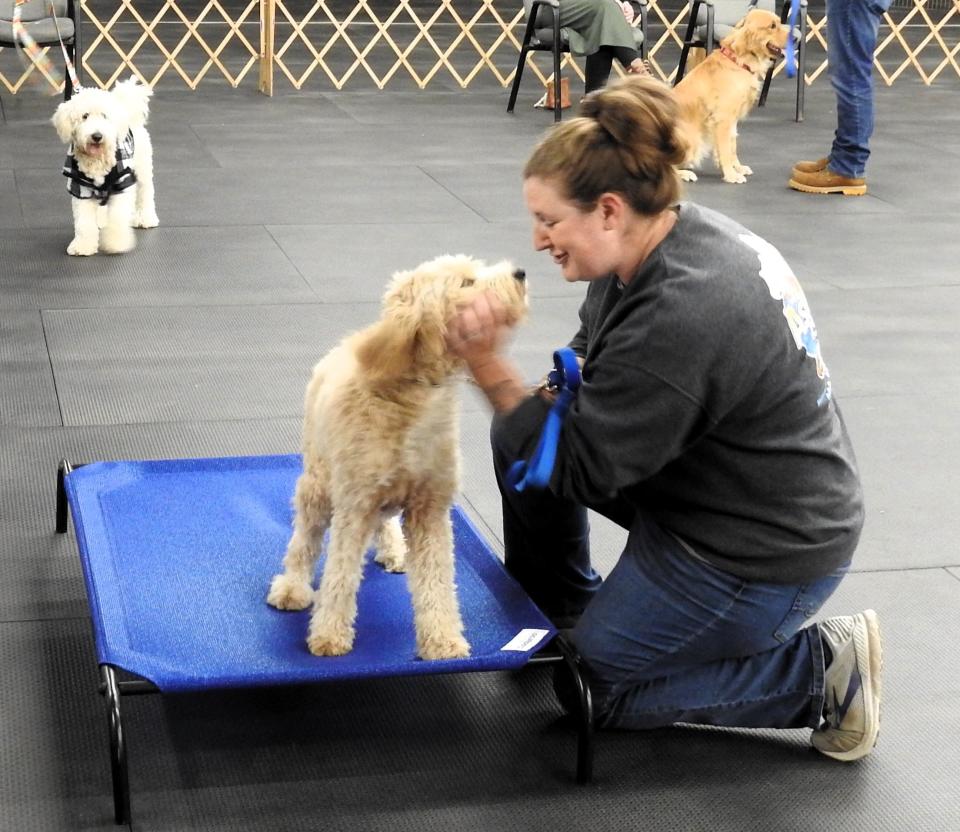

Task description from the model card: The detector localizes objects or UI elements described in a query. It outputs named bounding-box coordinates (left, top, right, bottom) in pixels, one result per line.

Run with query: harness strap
left=507, top=347, right=581, bottom=492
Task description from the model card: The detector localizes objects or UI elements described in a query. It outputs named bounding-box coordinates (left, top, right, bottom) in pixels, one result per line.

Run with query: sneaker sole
left=820, top=609, right=884, bottom=762
left=788, top=178, right=867, bottom=196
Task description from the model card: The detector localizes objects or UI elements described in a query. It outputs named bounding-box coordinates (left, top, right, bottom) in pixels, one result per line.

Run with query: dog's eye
left=461, top=278, right=475, bottom=287
left=82, top=113, right=89, bottom=120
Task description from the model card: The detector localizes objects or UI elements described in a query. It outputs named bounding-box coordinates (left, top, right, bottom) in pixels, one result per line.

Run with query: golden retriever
left=267, top=255, right=528, bottom=660
left=674, top=8, right=790, bottom=184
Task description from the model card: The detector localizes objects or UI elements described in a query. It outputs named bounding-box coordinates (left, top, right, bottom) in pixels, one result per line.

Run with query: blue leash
left=507, top=347, right=581, bottom=492
left=784, top=0, right=800, bottom=78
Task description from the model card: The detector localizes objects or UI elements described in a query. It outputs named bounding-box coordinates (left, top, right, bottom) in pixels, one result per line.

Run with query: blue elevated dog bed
left=55, top=454, right=593, bottom=824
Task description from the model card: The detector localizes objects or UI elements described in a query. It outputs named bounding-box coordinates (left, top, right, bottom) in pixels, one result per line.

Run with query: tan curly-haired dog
left=267, top=255, right=528, bottom=659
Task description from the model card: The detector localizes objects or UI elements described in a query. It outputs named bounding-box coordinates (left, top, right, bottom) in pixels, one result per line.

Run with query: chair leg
left=638, top=3, right=648, bottom=60
left=675, top=0, right=703, bottom=84
left=759, top=65, right=774, bottom=108
left=552, top=15, right=562, bottom=122
left=507, top=46, right=531, bottom=113
left=704, top=6, right=714, bottom=56
left=508, top=10, right=542, bottom=114
left=795, top=0, right=807, bottom=121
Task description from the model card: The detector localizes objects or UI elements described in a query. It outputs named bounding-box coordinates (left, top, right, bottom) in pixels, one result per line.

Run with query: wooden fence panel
left=1, top=0, right=957, bottom=94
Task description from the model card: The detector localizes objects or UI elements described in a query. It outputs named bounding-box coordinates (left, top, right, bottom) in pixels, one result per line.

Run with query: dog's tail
left=112, top=76, right=153, bottom=128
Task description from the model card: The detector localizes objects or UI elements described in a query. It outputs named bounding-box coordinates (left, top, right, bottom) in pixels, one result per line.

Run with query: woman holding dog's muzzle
left=448, top=75, right=879, bottom=764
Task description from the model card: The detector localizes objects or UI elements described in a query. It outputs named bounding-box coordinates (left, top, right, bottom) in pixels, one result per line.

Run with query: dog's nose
left=91, top=132, right=103, bottom=143
left=512, top=268, right=526, bottom=282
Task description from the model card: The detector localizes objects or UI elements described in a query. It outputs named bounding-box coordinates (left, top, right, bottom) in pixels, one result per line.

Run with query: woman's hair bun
left=581, top=76, right=687, bottom=169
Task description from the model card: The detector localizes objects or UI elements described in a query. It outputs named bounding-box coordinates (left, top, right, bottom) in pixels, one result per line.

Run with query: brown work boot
left=789, top=168, right=867, bottom=196
left=792, top=157, right=830, bottom=174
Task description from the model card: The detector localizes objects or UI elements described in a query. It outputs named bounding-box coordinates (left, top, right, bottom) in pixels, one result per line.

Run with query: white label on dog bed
left=501, top=629, right=550, bottom=652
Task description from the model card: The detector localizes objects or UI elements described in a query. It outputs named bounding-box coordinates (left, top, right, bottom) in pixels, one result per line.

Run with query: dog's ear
left=51, top=101, right=76, bottom=145
left=112, top=76, right=152, bottom=128
left=726, top=15, right=759, bottom=55
left=354, top=316, right=418, bottom=382
left=354, top=271, right=421, bottom=381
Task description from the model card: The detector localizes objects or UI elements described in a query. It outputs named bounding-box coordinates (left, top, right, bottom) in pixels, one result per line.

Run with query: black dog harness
left=63, top=130, right=137, bottom=205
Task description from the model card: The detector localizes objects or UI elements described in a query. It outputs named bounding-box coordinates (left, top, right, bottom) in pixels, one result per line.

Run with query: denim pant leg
left=826, top=0, right=888, bottom=177
left=568, top=514, right=847, bottom=730
left=490, top=416, right=634, bottom=622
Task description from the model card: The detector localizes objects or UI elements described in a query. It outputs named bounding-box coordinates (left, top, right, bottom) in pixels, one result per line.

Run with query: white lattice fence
left=1, top=0, right=957, bottom=94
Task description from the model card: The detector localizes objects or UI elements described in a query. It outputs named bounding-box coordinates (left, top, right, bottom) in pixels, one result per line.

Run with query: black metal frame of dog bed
left=55, top=458, right=596, bottom=826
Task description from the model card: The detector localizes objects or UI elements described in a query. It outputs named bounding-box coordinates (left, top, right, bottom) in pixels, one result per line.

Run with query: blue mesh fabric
left=65, top=454, right=554, bottom=692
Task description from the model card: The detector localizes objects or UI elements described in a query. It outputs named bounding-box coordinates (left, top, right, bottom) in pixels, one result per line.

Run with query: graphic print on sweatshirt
left=739, top=233, right=832, bottom=405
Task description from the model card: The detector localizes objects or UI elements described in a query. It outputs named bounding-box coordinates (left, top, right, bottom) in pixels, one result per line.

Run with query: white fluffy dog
left=52, top=77, right=158, bottom=256
left=267, top=255, right=528, bottom=660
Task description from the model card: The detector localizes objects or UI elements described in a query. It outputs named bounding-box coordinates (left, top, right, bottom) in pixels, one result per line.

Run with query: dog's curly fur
left=52, top=77, right=158, bottom=255
left=267, top=254, right=528, bottom=660
left=674, top=9, right=790, bottom=184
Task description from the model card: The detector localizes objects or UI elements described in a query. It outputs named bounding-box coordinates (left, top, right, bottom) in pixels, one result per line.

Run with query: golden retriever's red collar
left=719, top=45, right=760, bottom=76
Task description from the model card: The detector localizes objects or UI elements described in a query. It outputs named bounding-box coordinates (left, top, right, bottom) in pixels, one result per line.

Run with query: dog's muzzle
left=512, top=268, right=526, bottom=282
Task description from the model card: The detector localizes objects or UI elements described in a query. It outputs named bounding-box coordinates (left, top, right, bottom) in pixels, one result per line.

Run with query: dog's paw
left=100, top=226, right=136, bottom=254
left=266, top=573, right=313, bottom=610
left=374, top=547, right=406, bottom=573
left=418, top=633, right=470, bottom=660
left=677, top=168, right=698, bottom=182
left=735, top=163, right=754, bottom=176
left=134, top=210, right=159, bottom=229
left=307, top=625, right=354, bottom=656
left=722, top=171, right=748, bottom=184
left=67, top=237, right=98, bottom=256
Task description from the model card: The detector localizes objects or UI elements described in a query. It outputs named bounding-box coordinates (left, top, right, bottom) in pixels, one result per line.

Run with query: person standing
left=789, top=0, right=893, bottom=195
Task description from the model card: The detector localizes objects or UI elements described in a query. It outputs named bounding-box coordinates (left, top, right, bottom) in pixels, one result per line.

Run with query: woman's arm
left=446, top=290, right=530, bottom=414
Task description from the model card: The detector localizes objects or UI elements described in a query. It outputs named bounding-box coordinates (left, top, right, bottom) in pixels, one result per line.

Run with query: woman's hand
left=446, top=291, right=528, bottom=413
left=620, top=1, right=635, bottom=23
left=446, top=290, right=513, bottom=370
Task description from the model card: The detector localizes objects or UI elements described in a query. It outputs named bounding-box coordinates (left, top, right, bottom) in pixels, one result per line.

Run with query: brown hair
left=523, top=75, right=686, bottom=216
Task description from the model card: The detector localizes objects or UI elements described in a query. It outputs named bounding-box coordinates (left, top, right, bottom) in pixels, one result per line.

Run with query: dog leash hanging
left=12, top=0, right=82, bottom=95
left=506, top=347, right=581, bottom=492
left=784, top=0, right=800, bottom=78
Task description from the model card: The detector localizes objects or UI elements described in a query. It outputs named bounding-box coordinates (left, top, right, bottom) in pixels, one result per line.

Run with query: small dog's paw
left=722, top=171, right=748, bottom=184
left=67, top=237, right=98, bottom=256
left=418, top=633, right=470, bottom=660
left=677, top=168, right=698, bottom=182
left=735, top=163, right=753, bottom=176
left=100, top=226, right=136, bottom=254
left=374, top=547, right=405, bottom=573
left=134, top=211, right=159, bottom=229
left=266, top=574, right=313, bottom=610
left=307, top=625, right=354, bottom=656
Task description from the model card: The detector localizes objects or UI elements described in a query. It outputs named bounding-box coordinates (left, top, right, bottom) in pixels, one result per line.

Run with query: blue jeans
left=492, top=423, right=845, bottom=731
left=826, top=0, right=892, bottom=178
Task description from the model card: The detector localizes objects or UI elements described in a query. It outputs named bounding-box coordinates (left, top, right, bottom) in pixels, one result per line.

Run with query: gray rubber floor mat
left=2, top=79, right=960, bottom=831
left=0, top=310, right=61, bottom=426
left=0, top=226, right=317, bottom=309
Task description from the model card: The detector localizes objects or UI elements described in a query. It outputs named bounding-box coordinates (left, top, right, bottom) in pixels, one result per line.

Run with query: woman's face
left=523, top=175, right=616, bottom=283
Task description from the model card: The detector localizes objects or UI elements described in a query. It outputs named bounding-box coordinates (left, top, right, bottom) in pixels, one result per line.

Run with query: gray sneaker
left=813, top=610, right=883, bottom=761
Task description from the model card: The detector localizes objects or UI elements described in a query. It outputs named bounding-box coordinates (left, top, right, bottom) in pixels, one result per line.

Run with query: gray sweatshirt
left=497, top=203, right=863, bottom=583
